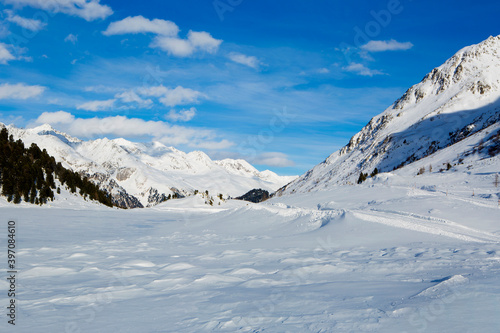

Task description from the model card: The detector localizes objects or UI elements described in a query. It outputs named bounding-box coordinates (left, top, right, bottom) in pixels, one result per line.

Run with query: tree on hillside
left=0, top=127, right=114, bottom=207
left=357, top=172, right=368, bottom=184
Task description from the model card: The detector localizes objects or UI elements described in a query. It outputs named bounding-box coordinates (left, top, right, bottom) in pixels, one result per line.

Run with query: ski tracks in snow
left=351, top=208, right=500, bottom=243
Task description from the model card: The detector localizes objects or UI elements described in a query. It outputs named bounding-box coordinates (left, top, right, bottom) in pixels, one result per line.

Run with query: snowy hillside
left=278, top=35, right=500, bottom=195
left=3, top=123, right=296, bottom=207
left=1, top=151, right=499, bottom=332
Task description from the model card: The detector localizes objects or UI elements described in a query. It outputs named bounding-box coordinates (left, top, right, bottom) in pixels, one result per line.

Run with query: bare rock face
left=83, top=173, right=143, bottom=209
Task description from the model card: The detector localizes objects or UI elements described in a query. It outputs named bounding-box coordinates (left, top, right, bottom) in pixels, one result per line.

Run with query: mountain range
left=2, top=35, right=500, bottom=207
left=3, top=123, right=296, bottom=207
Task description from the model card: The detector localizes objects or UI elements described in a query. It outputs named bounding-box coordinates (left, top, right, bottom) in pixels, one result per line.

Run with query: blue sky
left=0, top=0, right=498, bottom=175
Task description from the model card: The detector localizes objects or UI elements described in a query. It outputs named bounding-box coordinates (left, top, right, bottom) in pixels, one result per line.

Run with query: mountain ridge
left=3, top=123, right=297, bottom=207
left=277, top=35, right=500, bottom=195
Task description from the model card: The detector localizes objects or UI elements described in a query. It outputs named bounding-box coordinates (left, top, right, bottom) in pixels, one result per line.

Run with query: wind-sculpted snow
left=1, top=164, right=499, bottom=332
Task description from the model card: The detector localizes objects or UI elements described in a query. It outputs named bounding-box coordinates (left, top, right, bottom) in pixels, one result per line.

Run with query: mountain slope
left=278, top=35, right=500, bottom=195
left=0, top=126, right=115, bottom=207
left=5, top=124, right=296, bottom=207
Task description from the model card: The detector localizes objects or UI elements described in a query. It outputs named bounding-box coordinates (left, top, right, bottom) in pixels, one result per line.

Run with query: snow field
left=1, top=174, right=499, bottom=332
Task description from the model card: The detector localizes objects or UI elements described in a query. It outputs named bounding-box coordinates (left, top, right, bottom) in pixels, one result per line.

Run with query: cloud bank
left=32, top=111, right=233, bottom=149
left=0, top=83, right=45, bottom=99
left=361, top=39, right=413, bottom=52
left=104, top=16, right=222, bottom=57
left=343, top=62, right=385, bottom=77
left=3, top=0, right=113, bottom=21
left=228, top=52, right=260, bottom=69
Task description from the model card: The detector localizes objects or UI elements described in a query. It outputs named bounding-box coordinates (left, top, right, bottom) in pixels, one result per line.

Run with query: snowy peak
left=6, top=123, right=296, bottom=207
left=279, top=35, right=500, bottom=195
left=215, top=158, right=297, bottom=185
left=394, top=35, right=500, bottom=111
left=186, top=151, right=215, bottom=170
left=29, top=123, right=82, bottom=144
left=32, top=123, right=56, bottom=132
left=347, top=34, right=500, bottom=155
left=215, top=159, right=259, bottom=175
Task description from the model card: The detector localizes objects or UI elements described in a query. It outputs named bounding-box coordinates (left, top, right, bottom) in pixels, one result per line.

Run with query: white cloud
left=3, top=0, right=113, bottom=21
left=0, top=22, right=8, bottom=38
left=228, top=52, right=260, bottom=69
left=103, top=16, right=179, bottom=37
left=115, top=90, right=152, bottom=108
left=36, top=110, right=74, bottom=124
left=166, top=107, right=196, bottom=122
left=343, top=62, right=385, bottom=77
left=152, top=37, right=193, bottom=57
left=160, top=86, right=203, bottom=107
left=139, top=85, right=204, bottom=107
left=77, top=99, right=116, bottom=111
left=358, top=50, right=375, bottom=61
left=187, top=31, right=222, bottom=54
left=4, top=10, right=47, bottom=31
left=0, top=41, right=29, bottom=65
left=0, top=82, right=45, bottom=99
left=0, top=43, right=15, bottom=64
left=152, top=30, right=222, bottom=57
left=64, top=34, right=78, bottom=44
left=194, top=139, right=234, bottom=150
left=103, top=15, right=222, bottom=57
left=77, top=85, right=202, bottom=111
left=84, top=85, right=123, bottom=93
left=361, top=39, right=413, bottom=52
left=251, top=152, right=295, bottom=167
left=32, top=111, right=232, bottom=148
left=137, top=86, right=167, bottom=98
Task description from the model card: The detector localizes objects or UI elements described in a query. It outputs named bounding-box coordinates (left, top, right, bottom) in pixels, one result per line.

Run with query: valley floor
left=1, top=174, right=500, bottom=332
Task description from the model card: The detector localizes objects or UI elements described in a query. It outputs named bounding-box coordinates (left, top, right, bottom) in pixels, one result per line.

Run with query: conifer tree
left=0, top=128, right=113, bottom=207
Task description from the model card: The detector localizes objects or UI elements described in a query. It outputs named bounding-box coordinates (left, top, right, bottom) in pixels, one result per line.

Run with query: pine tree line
left=0, top=128, right=113, bottom=207
left=357, top=168, right=378, bottom=184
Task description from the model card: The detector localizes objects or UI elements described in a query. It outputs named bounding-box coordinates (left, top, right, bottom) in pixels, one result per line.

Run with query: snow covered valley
left=1, top=163, right=499, bottom=332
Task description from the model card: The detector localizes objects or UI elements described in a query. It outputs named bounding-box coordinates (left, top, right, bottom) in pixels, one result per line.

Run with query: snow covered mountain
left=4, top=124, right=297, bottom=207
left=278, top=35, right=500, bottom=195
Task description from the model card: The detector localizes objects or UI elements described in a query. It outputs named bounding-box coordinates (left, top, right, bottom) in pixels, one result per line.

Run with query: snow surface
left=1, top=158, right=499, bottom=332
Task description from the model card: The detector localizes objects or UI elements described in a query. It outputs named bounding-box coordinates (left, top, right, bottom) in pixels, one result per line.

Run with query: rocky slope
left=278, top=35, right=500, bottom=195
